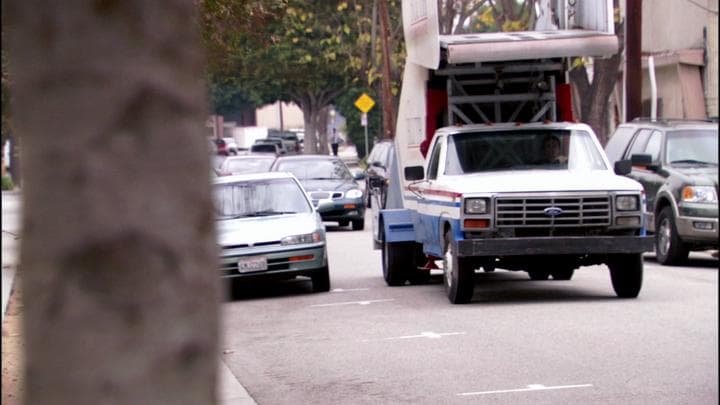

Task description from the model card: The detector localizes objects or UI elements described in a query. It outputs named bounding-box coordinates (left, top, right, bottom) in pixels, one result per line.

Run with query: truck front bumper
left=458, top=236, right=654, bottom=257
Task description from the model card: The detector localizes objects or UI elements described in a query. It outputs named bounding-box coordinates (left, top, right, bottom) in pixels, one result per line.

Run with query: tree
left=5, top=1, right=219, bottom=403
left=202, top=0, right=363, bottom=154
left=569, top=1, right=625, bottom=145
left=200, top=0, right=287, bottom=118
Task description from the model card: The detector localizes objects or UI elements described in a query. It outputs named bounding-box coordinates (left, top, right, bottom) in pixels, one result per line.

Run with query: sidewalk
left=1, top=191, right=256, bottom=405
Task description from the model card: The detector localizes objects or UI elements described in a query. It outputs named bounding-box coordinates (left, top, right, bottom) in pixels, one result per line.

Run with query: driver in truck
left=542, top=134, right=567, bottom=164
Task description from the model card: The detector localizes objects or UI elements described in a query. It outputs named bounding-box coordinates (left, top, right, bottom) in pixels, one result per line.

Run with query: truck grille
left=495, top=195, right=611, bottom=227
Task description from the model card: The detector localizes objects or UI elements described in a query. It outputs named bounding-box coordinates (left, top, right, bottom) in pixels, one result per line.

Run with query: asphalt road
left=221, top=213, right=718, bottom=405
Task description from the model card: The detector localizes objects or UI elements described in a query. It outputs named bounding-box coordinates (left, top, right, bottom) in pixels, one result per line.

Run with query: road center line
left=362, top=331, right=466, bottom=342
left=458, top=383, right=593, bottom=396
left=331, top=288, right=370, bottom=293
left=310, top=299, right=394, bottom=308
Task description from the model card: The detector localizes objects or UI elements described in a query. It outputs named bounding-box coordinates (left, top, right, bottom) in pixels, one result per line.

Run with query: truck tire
left=608, top=253, right=643, bottom=298
left=655, top=207, right=689, bottom=265
left=352, top=219, right=365, bottom=231
left=311, top=266, right=331, bottom=292
left=382, top=241, right=411, bottom=286
left=443, top=230, right=475, bottom=304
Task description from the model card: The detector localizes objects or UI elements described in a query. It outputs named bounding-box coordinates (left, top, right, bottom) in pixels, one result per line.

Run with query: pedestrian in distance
left=330, top=128, right=339, bottom=156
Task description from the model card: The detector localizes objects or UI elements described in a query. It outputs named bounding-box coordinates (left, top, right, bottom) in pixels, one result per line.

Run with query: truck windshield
left=445, top=129, right=608, bottom=174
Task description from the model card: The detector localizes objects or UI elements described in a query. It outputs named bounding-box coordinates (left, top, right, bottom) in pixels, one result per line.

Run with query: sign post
left=354, top=93, right=375, bottom=159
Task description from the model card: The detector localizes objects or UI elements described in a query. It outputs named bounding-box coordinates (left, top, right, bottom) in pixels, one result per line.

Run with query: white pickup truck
left=372, top=0, right=653, bottom=303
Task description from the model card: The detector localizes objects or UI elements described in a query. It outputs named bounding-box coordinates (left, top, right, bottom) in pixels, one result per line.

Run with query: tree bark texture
left=6, top=1, right=219, bottom=404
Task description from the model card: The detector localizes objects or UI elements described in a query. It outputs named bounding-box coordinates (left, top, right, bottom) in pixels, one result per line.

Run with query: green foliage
left=334, top=88, right=382, bottom=158
left=1, top=175, right=14, bottom=191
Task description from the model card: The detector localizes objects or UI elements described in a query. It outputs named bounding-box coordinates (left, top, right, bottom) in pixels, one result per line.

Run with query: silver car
left=213, top=172, right=330, bottom=292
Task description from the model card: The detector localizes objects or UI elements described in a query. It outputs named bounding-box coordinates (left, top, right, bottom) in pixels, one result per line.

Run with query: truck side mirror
left=614, top=159, right=632, bottom=175
left=404, top=166, right=424, bottom=181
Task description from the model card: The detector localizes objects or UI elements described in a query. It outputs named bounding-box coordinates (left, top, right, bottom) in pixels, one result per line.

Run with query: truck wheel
left=382, top=241, right=411, bottom=286
left=528, top=270, right=550, bottom=280
left=311, top=266, right=331, bottom=292
left=443, top=230, right=475, bottom=304
left=655, top=207, right=689, bottom=265
left=551, top=268, right=574, bottom=280
left=352, top=219, right=365, bottom=231
left=608, top=253, right=643, bottom=298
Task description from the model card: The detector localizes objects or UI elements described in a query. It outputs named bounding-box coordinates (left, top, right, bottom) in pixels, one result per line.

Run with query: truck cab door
left=417, top=136, right=446, bottom=252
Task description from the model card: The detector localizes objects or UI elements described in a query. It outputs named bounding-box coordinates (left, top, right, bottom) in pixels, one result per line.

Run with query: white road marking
left=310, top=299, right=394, bottom=308
left=458, top=383, right=593, bottom=396
left=331, top=288, right=370, bottom=293
left=362, top=331, right=466, bottom=342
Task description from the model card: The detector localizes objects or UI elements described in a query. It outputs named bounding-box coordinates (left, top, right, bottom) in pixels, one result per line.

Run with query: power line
left=686, top=0, right=719, bottom=15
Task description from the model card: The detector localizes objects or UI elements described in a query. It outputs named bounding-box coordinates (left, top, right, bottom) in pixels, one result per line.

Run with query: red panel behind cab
left=556, top=83, right=574, bottom=122
left=422, top=88, right=448, bottom=157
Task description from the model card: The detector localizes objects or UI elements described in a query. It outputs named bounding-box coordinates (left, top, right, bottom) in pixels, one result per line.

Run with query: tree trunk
left=301, top=102, right=319, bottom=154
left=569, top=3, right=625, bottom=146
left=317, top=106, right=330, bottom=155
left=6, top=2, right=219, bottom=404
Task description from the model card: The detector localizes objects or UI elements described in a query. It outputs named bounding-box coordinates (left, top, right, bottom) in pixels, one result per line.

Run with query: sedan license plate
left=237, top=256, right=267, bottom=273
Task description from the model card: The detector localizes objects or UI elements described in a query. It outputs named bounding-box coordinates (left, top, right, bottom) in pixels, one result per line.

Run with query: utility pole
left=626, top=0, right=642, bottom=121
left=378, top=0, right=396, bottom=139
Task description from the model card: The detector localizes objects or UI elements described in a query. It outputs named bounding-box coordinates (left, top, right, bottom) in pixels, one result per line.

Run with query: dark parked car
left=364, top=139, right=394, bottom=208
left=250, top=142, right=282, bottom=155
left=254, top=137, right=288, bottom=155
left=268, top=129, right=301, bottom=154
left=271, top=155, right=366, bottom=230
left=605, top=119, right=718, bottom=265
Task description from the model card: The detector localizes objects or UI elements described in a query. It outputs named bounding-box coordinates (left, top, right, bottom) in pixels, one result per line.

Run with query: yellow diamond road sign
left=354, top=93, right=375, bottom=113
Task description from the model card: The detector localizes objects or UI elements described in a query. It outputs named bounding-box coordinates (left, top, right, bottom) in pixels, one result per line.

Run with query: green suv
left=605, top=119, right=718, bottom=265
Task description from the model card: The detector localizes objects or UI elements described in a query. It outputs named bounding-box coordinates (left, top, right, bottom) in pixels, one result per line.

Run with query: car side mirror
left=614, top=159, right=632, bottom=175
left=371, top=161, right=384, bottom=168
left=404, top=166, right=424, bottom=181
left=630, top=153, right=652, bottom=165
left=630, top=153, right=659, bottom=170
left=353, top=172, right=366, bottom=181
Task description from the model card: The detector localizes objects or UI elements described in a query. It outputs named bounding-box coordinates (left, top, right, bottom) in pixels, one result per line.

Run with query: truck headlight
left=345, top=189, right=363, bottom=199
left=682, top=186, right=718, bottom=203
left=616, top=195, right=639, bottom=211
left=465, top=198, right=489, bottom=214
left=281, top=231, right=322, bottom=245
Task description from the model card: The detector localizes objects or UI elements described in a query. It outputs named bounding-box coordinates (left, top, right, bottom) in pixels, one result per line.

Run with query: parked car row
left=211, top=151, right=367, bottom=294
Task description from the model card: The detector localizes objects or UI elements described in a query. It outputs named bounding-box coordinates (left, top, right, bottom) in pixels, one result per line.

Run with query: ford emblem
left=544, top=206, right=563, bottom=217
